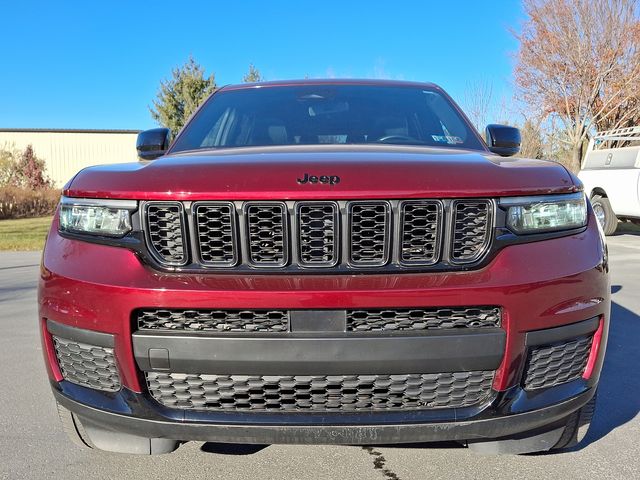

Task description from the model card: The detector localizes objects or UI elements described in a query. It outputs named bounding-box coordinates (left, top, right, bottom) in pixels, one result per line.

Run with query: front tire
left=591, top=195, right=618, bottom=235
left=56, top=402, right=95, bottom=450
left=56, top=401, right=179, bottom=454
left=551, top=393, right=597, bottom=451
left=467, top=393, right=597, bottom=454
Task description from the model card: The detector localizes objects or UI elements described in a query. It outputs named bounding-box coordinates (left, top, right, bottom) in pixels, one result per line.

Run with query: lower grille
left=136, top=307, right=500, bottom=333
left=347, top=306, right=500, bottom=332
left=137, top=309, right=289, bottom=333
left=523, top=336, right=592, bottom=390
left=146, top=371, right=494, bottom=411
left=53, top=336, right=121, bottom=392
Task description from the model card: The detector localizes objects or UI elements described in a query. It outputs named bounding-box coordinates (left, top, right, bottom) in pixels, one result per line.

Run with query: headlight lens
left=501, top=193, right=587, bottom=234
left=59, top=197, right=136, bottom=237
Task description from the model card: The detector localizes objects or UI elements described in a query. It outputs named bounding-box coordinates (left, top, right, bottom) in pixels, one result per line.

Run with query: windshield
left=170, top=84, right=485, bottom=152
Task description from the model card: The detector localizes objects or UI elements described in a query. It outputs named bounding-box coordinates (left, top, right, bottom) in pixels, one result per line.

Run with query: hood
left=65, top=145, right=578, bottom=200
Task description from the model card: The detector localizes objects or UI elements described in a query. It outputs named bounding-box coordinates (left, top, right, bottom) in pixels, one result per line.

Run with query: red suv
left=39, top=80, right=609, bottom=455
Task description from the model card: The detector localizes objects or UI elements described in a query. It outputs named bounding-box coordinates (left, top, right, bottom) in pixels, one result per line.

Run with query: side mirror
left=136, top=128, right=171, bottom=160
left=485, top=124, right=521, bottom=157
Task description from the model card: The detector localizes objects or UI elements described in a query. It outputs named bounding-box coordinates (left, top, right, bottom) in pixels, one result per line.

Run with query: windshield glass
left=170, top=84, right=485, bottom=152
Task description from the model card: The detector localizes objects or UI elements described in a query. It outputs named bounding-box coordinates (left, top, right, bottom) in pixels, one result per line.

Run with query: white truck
left=578, top=126, right=640, bottom=235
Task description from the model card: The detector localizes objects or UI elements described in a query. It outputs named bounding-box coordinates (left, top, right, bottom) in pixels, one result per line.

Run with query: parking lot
left=0, top=234, right=638, bottom=480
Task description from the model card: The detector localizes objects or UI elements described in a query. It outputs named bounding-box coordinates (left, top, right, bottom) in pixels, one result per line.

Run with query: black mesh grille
left=141, top=199, right=494, bottom=271
left=137, top=309, right=289, bottom=332
left=194, top=203, right=237, bottom=266
left=400, top=201, right=442, bottom=264
left=246, top=203, right=287, bottom=266
left=145, top=203, right=186, bottom=265
left=451, top=200, right=492, bottom=263
left=297, top=202, right=339, bottom=266
left=53, top=336, right=120, bottom=392
left=146, top=371, right=494, bottom=411
left=349, top=202, right=390, bottom=266
left=523, top=336, right=592, bottom=390
left=347, top=306, right=501, bottom=332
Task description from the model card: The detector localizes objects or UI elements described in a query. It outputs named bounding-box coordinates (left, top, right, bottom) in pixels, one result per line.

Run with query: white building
left=0, top=129, right=140, bottom=187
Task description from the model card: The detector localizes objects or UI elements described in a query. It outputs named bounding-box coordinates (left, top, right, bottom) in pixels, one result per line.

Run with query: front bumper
left=53, top=380, right=596, bottom=445
left=39, top=214, right=609, bottom=445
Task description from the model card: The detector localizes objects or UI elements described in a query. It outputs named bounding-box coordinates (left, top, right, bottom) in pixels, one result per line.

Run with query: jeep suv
left=39, top=80, right=609, bottom=455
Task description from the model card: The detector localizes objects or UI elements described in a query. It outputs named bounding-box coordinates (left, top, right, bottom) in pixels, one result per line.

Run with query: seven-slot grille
left=142, top=199, right=494, bottom=271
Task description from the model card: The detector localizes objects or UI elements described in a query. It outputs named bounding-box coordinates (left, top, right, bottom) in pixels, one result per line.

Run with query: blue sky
left=0, top=1, right=523, bottom=130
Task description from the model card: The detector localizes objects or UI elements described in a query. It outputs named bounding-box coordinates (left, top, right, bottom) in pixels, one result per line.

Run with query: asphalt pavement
left=0, top=235, right=638, bottom=480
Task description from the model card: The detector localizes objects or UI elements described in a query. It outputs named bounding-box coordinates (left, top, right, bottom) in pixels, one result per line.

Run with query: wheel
left=551, top=393, right=597, bottom=451
left=590, top=195, right=618, bottom=235
left=467, top=393, right=597, bottom=454
left=56, top=402, right=94, bottom=450
left=56, top=401, right=179, bottom=454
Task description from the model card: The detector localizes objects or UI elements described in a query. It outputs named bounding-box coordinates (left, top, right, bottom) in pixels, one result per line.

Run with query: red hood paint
left=65, top=145, right=577, bottom=200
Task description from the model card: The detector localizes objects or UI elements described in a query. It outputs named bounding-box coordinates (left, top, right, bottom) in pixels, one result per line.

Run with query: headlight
left=59, top=197, right=137, bottom=237
left=501, top=192, right=587, bottom=234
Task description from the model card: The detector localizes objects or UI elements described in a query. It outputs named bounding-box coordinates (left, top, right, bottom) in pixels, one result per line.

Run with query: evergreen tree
left=242, top=63, right=263, bottom=83
left=149, top=56, right=217, bottom=133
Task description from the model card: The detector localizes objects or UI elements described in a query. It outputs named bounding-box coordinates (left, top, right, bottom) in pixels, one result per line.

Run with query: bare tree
left=519, top=118, right=545, bottom=159
left=514, top=0, right=640, bottom=172
left=462, top=80, right=494, bottom=133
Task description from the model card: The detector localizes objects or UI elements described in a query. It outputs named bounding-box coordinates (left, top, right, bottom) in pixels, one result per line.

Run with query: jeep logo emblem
left=297, top=173, right=340, bottom=185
